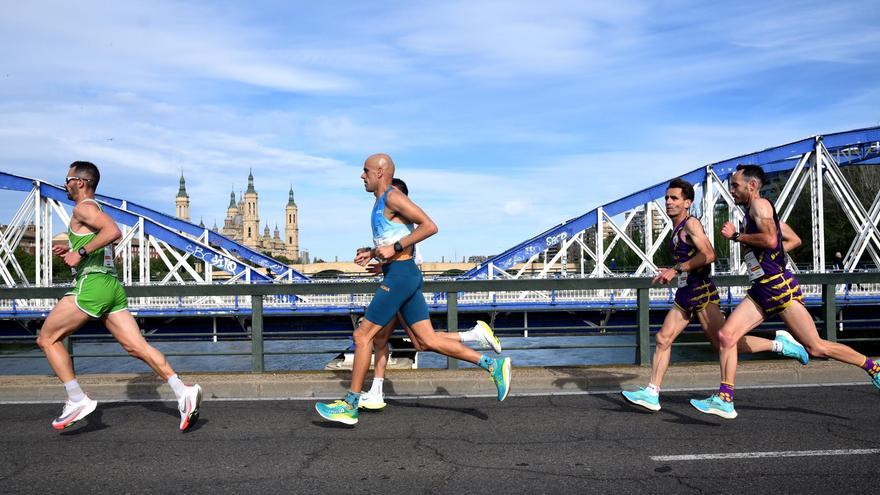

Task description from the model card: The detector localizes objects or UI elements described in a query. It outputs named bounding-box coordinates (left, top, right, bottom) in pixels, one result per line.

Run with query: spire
left=287, top=184, right=296, bottom=207
left=274, top=223, right=280, bottom=238
left=212, top=219, right=218, bottom=231
left=228, top=187, right=236, bottom=208
left=246, top=168, right=256, bottom=193
left=263, top=223, right=270, bottom=236
left=176, top=172, right=189, bottom=199
left=198, top=216, right=205, bottom=228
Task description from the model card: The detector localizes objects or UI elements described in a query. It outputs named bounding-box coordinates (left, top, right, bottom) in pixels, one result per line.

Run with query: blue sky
left=1, top=0, right=878, bottom=262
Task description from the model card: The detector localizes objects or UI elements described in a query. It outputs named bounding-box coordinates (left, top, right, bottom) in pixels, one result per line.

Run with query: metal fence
left=1, top=272, right=879, bottom=373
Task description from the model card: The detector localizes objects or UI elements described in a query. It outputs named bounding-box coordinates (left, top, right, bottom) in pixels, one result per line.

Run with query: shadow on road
left=385, top=396, right=489, bottom=421
left=548, top=366, right=640, bottom=392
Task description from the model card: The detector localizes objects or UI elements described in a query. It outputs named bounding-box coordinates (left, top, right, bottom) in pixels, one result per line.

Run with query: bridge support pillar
left=446, top=291, right=458, bottom=370
left=822, top=283, right=837, bottom=342
left=251, top=295, right=264, bottom=372
left=637, top=287, right=650, bottom=365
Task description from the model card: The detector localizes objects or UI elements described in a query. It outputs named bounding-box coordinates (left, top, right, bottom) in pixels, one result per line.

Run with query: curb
left=0, top=359, right=873, bottom=403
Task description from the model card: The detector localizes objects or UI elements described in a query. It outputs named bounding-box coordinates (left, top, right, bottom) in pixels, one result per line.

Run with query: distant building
left=175, top=170, right=302, bottom=261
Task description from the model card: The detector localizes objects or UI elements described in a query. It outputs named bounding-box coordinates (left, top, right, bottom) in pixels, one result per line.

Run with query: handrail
left=2, top=272, right=878, bottom=372
left=0, top=272, right=878, bottom=299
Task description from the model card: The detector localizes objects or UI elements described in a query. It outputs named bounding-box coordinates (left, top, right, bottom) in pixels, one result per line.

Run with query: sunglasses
left=65, top=176, right=91, bottom=184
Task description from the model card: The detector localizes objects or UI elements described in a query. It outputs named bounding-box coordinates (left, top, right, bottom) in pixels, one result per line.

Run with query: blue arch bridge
left=0, top=127, right=879, bottom=367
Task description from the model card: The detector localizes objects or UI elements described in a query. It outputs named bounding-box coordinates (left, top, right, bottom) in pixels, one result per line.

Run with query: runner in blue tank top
left=621, top=178, right=807, bottom=413
left=359, top=178, right=503, bottom=411
left=315, top=154, right=512, bottom=426
left=691, top=164, right=880, bottom=419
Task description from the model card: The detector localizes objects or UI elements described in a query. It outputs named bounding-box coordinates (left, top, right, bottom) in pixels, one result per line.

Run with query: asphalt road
left=2, top=384, right=878, bottom=494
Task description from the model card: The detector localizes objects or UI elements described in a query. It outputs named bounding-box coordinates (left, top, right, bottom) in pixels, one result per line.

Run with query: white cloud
left=0, top=0, right=878, bottom=263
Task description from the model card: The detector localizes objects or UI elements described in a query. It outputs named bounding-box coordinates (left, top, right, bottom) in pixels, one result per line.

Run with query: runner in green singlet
left=37, top=161, right=203, bottom=432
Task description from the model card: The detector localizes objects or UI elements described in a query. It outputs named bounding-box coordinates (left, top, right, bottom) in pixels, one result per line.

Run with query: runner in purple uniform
left=691, top=165, right=880, bottom=419
left=622, top=178, right=807, bottom=412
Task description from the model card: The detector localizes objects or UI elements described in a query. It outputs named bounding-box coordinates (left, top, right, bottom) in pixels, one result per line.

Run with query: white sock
left=771, top=340, right=783, bottom=353
left=168, top=374, right=186, bottom=399
left=64, top=379, right=86, bottom=403
left=458, top=325, right=481, bottom=343
left=646, top=383, right=660, bottom=395
left=369, top=378, right=384, bottom=395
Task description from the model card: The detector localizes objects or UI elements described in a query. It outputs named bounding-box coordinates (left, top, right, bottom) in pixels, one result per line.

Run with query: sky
left=1, top=0, right=878, bottom=262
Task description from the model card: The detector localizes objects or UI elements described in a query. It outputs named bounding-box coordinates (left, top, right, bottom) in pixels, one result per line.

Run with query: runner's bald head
left=366, top=153, right=395, bottom=178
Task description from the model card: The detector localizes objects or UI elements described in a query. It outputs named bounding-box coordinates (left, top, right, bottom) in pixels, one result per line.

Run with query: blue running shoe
left=315, top=399, right=358, bottom=425
left=490, top=357, right=512, bottom=401
left=622, top=388, right=661, bottom=412
left=871, top=372, right=880, bottom=391
left=775, top=330, right=809, bottom=365
left=689, top=394, right=737, bottom=419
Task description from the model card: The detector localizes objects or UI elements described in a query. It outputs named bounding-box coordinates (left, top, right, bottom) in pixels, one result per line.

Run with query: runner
left=621, top=178, right=807, bottom=412
left=37, top=161, right=202, bottom=431
left=315, top=154, right=511, bottom=425
left=691, top=164, right=880, bottom=419
left=359, top=178, right=502, bottom=411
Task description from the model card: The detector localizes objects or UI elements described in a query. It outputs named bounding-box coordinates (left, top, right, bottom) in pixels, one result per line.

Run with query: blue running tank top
left=371, top=188, right=414, bottom=247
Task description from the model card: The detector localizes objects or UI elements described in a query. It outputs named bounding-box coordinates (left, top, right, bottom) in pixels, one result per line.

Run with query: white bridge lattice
left=1, top=127, right=879, bottom=316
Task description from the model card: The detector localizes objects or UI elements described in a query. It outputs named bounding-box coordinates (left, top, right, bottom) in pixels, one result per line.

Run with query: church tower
left=242, top=169, right=259, bottom=247
left=285, top=185, right=299, bottom=261
left=222, top=188, right=239, bottom=239
left=175, top=172, right=190, bottom=221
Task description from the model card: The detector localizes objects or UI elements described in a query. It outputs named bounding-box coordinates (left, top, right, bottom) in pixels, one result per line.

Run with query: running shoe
left=689, top=394, right=737, bottom=419
left=871, top=372, right=880, bottom=391
left=358, top=390, right=387, bottom=410
left=621, top=387, right=661, bottom=412
left=315, top=399, right=358, bottom=425
left=51, top=395, right=98, bottom=430
left=178, top=384, right=203, bottom=432
left=775, top=330, right=809, bottom=365
left=490, top=357, right=512, bottom=401
left=474, top=320, right=502, bottom=354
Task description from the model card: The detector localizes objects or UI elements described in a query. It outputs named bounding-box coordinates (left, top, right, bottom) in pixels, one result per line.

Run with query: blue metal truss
left=464, top=126, right=880, bottom=279
left=0, top=171, right=309, bottom=282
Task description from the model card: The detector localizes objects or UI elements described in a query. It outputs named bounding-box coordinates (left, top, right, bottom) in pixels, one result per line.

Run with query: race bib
left=103, top=245, right=115, bottom=268
left=744, top=251, right=765, bottom=281
left=677, top=273, right=688, bottom=288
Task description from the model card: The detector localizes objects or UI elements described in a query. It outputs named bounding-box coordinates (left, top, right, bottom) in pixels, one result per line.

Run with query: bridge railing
left=1, top=272, right=879, bottom=373
left=2, top=274, right=880, bottom=316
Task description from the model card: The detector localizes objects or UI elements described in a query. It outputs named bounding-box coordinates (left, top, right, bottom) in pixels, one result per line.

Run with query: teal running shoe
left=621, top=387, right=661, bottom=412
left=871, top=372, right=880, bottom=391
left=689, top=394, right=737, bottom=419
left=490, top=357, right=512, bottom=401
left=775, top=330, right=809, bottom=365
left=315, top=399, right=358, bottom=425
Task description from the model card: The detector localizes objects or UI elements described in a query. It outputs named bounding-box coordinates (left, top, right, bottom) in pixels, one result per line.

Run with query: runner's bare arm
left=652, top=217, right=716, bottom=285
left=780, top=222, right=801, bottom=252
left=73, top=202, right=122, bottom=253
left=374, top=189, right=437, bottom=259
left=734, top=198, right=778, bottom=250
left=682, top=217, right=716, bottom=270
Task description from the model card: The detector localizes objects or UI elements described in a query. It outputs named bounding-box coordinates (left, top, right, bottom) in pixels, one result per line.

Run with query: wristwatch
left=393, top=241, right=403, bottom=253
left=77, top=247, right=88, bottom=257
left=673, top=263, right=683, bottom=274
left=731, top=232, right=741, bottom=242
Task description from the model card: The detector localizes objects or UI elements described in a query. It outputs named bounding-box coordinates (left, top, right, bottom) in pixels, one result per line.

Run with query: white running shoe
left=52, top=395, right=98, bottom=430
left=178, top=384, right=203, bottom=432
left=358, top=390, right=387, bottom=410
left=474, top=320, right=502, bottom=354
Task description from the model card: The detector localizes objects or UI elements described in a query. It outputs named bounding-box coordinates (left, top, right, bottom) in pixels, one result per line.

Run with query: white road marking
left=652, top=449, right=880, bottom=462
